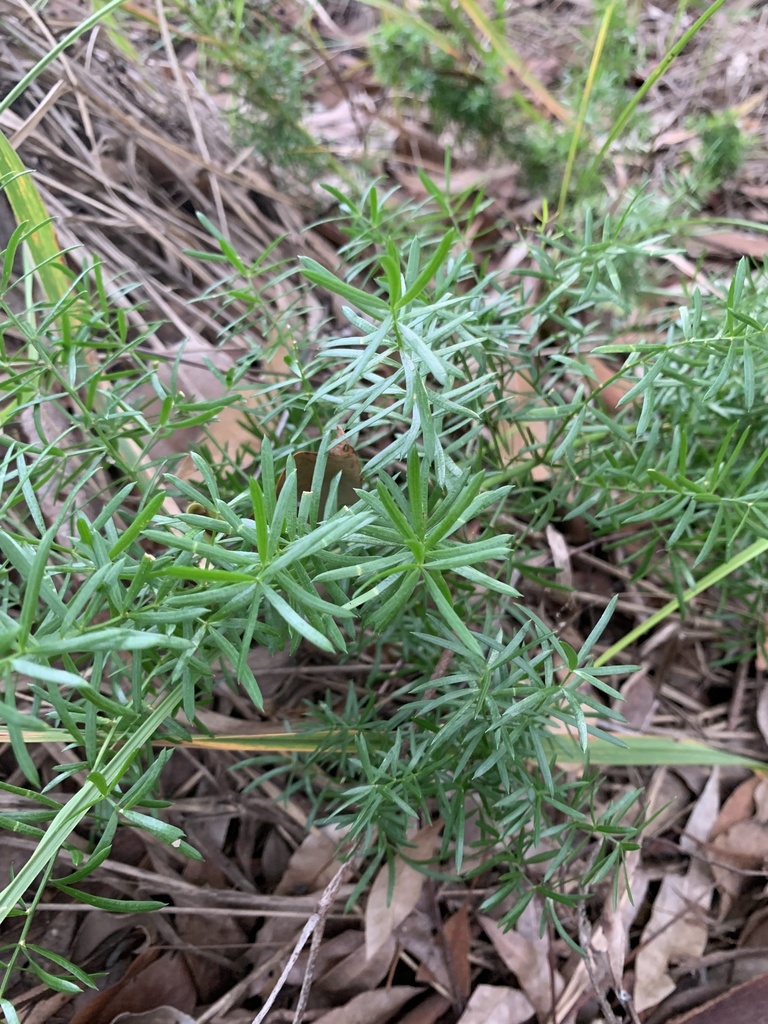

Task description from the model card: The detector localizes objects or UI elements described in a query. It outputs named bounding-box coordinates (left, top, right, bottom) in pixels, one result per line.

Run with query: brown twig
left=251, top=857, right=354, bottom=1024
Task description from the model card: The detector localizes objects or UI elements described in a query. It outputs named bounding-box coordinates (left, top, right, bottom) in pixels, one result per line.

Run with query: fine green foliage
left=179, top=0, right=326, bottom=175
left=368, top=3, right=572, bottom=191
left=0, top=181, right=654, bottom=987
left=0, top=0, right=766, bottom=1002
left=2, top=167, right=766, bottom=995
left=698, top=111, right=747, bottom=190
left=370, top=16, right=510, bottom=143
left=367, top=0, right=642, bottom=196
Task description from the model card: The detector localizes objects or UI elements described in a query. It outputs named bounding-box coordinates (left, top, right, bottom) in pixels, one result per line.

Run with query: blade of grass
left=0, top=687, right=182, bottom=926
left=595, top=538, right=768, bottom=667
left=455, top=0, right=573, bottom=123
left=0, top=0, right=130, bottom=117
left=547, top=729, right=768, bottom=771
left=557, top=1, right=615, bottom=218
left=582, top=0, right=730, bottom=191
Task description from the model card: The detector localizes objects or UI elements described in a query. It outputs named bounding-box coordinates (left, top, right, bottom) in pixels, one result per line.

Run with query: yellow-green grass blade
left=456, top=0, right=572, bottom=125
left=584, top=0, right=730, bottom=189
left=547, top=730, right=767, bottom=772
left=0, top=140, right=70, bottom=306
left=557, top=1, right=615, bottom=218
left=0, top=726, right=342, bottom=754
left=0, top=688, right=182, bottom=926
left=0, top=0, right=130, bottom=118
left=6, top=724, right=765, bottom=770
left=596, top=538, right=768, bottom=668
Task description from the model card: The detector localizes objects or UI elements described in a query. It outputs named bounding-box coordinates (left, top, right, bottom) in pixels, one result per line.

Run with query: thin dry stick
left=153, top=0, right=227, bottom=233
left=197, top=939, right=298, bottom=1024
left=251, top=858, right=351, bottom=1024
left=576, top=899, right=620, bottom=1024
left=616, top=987, right=642, bottom=1024
left=291, top=902, right=328, bottom=1024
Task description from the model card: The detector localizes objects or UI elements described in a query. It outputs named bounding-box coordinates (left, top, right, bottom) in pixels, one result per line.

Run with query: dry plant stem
left=291, top=908, right=326, bottom=1024
left=197, top=943, right=299, bottom=1024
left=152, top=0, right=226, bottom=231
left=727, top=660, right=748, bottom=732
left=621, top=991, right=642, bottom=1024
left=576, top=900, right=620, bottom=1024
left=5, top=838, right=356, bottom=914
left=250, top=858, right=352, bottom=1024
left=421, top=646, right=455, bottom=703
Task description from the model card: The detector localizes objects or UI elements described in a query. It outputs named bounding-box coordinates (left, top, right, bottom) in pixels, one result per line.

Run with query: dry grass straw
left=0, top=0, right=339, bottom=395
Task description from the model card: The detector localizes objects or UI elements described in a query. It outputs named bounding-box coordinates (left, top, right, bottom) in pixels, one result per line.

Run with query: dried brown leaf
left=397, top=992, right=452, bottom=1024
left=634, top=768, right=720, bottom=1012
left=112, top=1010, right=196, bottom=1024
left=443, top=903, right=472, bottom=1000
left=666, top=970, right=768, bottom=1024
left=544, top=525, right=572, bottom=592
left=595, top=850, right=648, bottom=992
left=617, top=668, right=657, bottom=730
left=480, top=900, right=563, bottom=1022
left=495, top=371, right=551, bottom=482
left=710, top=776, right=760, bottom=840
left=285, top=928, right=360, bottom=987
left=175, top=908, right=245, bottom=1003
left=276, top=829, right=343, bottom=896
left=456, top=985, right=534, bottom=1024
left=70, top=951, right=196, bottom=1024
left=405, top=907, right=453, bottom=995
left=735, top=907, right=768, bottom=984
left=757, top=682, right=768, bottom=745
left=584, top=353, right=635, bottom=413
left=710, top=821, right=768, bottom=917
left=15, top=992, right=72, bottom=1024
left=694, top=230, right=768, bottom=259
left=642, top=769, right=692, bottom=839
left=706, top=778, right=768, bottom=917
left=365, top=821, right=443, bottom=959
left=314, top=931, right=397, bottom=998
left=18, top=399, right=121, bottom=547
left=249, top=915, right=302, bottom=984
left=553, top=848, right=647, bottom=1022
left=311, top=986, right=424, bottom=1024
left=754, top=779, right=768, bottom=821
